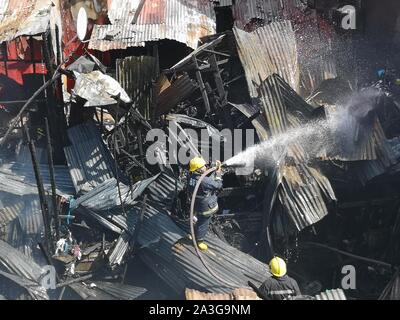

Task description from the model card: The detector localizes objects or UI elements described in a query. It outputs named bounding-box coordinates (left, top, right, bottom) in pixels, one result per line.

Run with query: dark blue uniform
left=258, top=275, right=301, bottom=300
left=187, top=172, right=223, bottom=240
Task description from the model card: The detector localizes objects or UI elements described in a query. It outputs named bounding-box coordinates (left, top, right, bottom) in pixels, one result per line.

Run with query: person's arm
left=257, top=281, right=270, bottom=300
left=292, top=279, right=301, bottom=296
left=202, top=175, right=223, bottom=191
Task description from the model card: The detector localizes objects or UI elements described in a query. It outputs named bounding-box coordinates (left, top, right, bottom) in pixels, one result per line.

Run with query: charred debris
left=0, top=0, right=400, bottom=300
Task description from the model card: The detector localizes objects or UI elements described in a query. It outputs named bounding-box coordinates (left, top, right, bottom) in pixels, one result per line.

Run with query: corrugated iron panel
left=116, top=56, right=159, bottom=120
left=155, top=74, right=198, bottom=117
left=256, top=74, right=336, bottom=231
left=64, top=122, right=118, bottom=195
left=234, top=21, right=300, bottom=97
left=0, top=196, right=22, bottom=227
left=354, top=120, right=398, bottom=184
left=277, top=160, right=336, bottom=231
left=320, top=104, right=377, bottom=162
left=0, top=0, right=52, bottom=43
left=0, top=171, right=40, bottom=196
left=0, top=162, right=74, bottom=197
left=315, top=289, right=347, bottom=300
left=18, top=196, right=43, bottom=238
left=233, top=0, right=305, bottom=30
left=233, top=0, right=282, bottom=30
left=89, top=0, right=216, bottom=51
left=213, top=0, right=233, bottom=7
left=258, top=74, right=288, bottom=136
left=93, top=281, right=147, bottom=300
left=74, top=175, right=159, bottom=213
left=229, top=102, right=269, bottom=141
left=0, top=239, right=48, bottom=299
left=185, top=287, right=260, bottom=300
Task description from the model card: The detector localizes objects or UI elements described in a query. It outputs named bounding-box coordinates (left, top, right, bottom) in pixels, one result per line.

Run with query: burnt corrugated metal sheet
left=0, top=0, right=52, bottom=43
left=258, top=74, right=289, bottom=136
left=0, top=239, right=48, bottom=300
left=155, top=74, right=198, bottom=117
left=185, top=288, right=260, bottom=300
left=116, top=56, right=159, bottom=120
left=315, top=289, right=347, bottom=300
left=64, top=122, right=118, bottom=195
left=0, top=162, right=74, bottom=197
left=213, top=0, right=233, bottom=7
left=74, top=175, right=160, bottom=213
left=0, top=196, right=22, bottom=227
left=256, top=74, right=336, bottom=231
left=233, top=0, right=282, bottom=29
left=379, top=271, right=400, bottom=300
left=277, top=159, right=336, bottom=230
left=0, top=171, right=40, bottom=196
left=89, top=0, right=216, bottom=51
left=93, top=281, right=147, bottom=300
left=229, top=102, right=269, bottom=141
left=18, top=196, right=43, bottom=238
left=354, top=120, right=398, bottom=184
left=234, top=21, right=300, bottom=97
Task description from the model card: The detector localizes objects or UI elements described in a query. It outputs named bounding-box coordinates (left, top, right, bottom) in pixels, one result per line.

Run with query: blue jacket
left=188, top=172, right=223, bottom=215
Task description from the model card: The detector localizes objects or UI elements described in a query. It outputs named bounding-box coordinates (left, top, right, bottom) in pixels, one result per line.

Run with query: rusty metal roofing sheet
left=256, top=74, right=336, bottom=231
left=89, top=0, right=216, bottom=51
left=233, top=0, right=304, bottom=30
left=116, top=56, right=159, bottom=119
left=277, top=160, right=336, bottom=230
left=0, top=0, right=52, bottom=43
left=233, top=0, right=282, bottom=29
left=0, top=194, right=22, bottom=227
left=234, top=21, right=300, bottom=98
left=0, top=171, right=41, bottom=196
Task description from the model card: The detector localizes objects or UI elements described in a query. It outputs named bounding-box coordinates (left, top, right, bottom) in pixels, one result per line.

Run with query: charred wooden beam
left=193, top=56, right=211, bottom=113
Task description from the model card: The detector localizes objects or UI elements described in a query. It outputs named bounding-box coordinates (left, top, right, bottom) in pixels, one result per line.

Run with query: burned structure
left=0, top=0, right=400, bottom=300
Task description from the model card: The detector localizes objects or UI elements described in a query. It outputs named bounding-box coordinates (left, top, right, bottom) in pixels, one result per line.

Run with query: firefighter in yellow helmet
left=258, top=256, right=301, bottom=300
left=187, top=157, right=223, bottom=252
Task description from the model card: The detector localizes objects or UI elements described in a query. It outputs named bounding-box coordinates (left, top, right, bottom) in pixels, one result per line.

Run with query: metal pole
left=45, top=117, right=60, bottom=240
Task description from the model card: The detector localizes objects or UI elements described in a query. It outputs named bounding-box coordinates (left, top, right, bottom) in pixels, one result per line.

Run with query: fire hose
left=188, top=163, right=244, bottom=289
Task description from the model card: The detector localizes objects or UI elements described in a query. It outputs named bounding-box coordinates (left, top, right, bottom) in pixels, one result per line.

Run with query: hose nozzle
left=221, top=162, right=246, bottom=169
